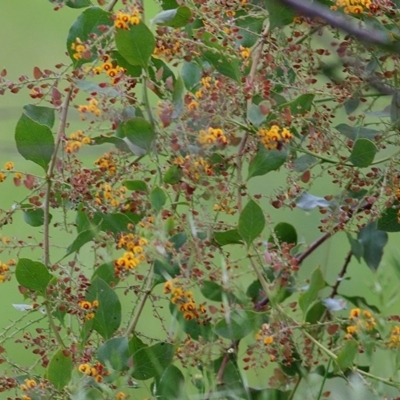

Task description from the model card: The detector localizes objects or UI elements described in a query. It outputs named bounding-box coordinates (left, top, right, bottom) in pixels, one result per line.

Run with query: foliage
left=2, top=0, right=400, bottom=399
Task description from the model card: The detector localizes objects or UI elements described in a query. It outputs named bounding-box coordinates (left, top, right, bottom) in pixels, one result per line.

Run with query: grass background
left=0, top=1, right=400, bottom=399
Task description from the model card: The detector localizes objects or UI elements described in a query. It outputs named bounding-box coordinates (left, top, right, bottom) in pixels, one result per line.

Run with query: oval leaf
left=247, top=145, right=288, bottom=180
left=87, top=277, right=121, bottom=339
left=15, top=258, right=53, bottom=293
left=238, top=199, right=265, bottom=247
left=97, top=337, right=130, bottom=371
left=299, top=267, right=325, bottom=315
left=377, top=206, right=400, bottom=232
left=358, top=221, right=388, bottom=271
left=132, top=342, right=174, bottom=380
left=47, top=348, right=73, bottom=390
left=15, top=113, right=55, bottom=171
left=115, top=22, right=155, bottom=68
left=349, top=138, right=377, bottom=167
left=271, top=222, right=297, bottom=245
left=150, top=186, right=167, bottom=213
left=336, top=339, right=358, bottom=371
left=123, top=117, right=156, bottom=154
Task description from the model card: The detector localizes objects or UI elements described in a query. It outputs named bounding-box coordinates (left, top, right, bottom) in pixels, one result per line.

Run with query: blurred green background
left=1, top=2, right=400, bottom=399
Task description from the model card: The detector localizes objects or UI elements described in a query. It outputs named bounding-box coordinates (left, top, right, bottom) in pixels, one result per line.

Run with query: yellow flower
left=4, top=161, right=14, bottom=170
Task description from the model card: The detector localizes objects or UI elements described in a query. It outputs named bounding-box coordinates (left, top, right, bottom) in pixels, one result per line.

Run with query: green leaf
left=238, top=199, right=265, bottom=247
left=91, top=135, right=131, bottom=152
left=66, top=228, right=98, bottom=256
left=161, top=0, right=179, bottom=9
left=377, top=205, right=400, bottom=232
left=305, top=301, right=325, bottom=324
left=340, top=295, right=380, bottom=313
left=293, top=154, right=317, bottom=173
left=214, top=310, right=259, bottom=340
left=200, top=281, right=237, bottom=303
left=248, top=388, right=290, bottom=400
left=336, top=340, right=358, bottom=371
left=87, top=277, right=121, bottom=339
left=97, top=337, right=130, bottom=371
left=65, top=0, right=91, bottom=8
left=67, top=7, right=112, bottom=67
left=150, top=187, right=167, bottom=213
left=201, top=33, right=240, bottom=82
left=94, top=211, right=143, bottom=234
left=213, top=356, right=247, bottom=397
left=153, top=259, right=180, bottom=285
left=123, top=180, right=148, bottom=192
left=264, top=0, right=296, bottom=29
left=111, top=50, right=142, bottom=77
left=169, top=232, right=187, bottom=250
left=213, top=229, right=243, bottom=246
left=47, top=348, right=73, bottom=390
left=131, top=342, right=174, bottom=380
left=344, top=95, right=360, bottom=115
left=247, top=145, right=288, bottom=180
left=181, top=61, right=201, bottom=91
left=15, top=258, right=53, bottom=293
left=22, top=205, right=51, bottom=227
left=163, top=165, right=183, bottom=184
left=299, top=267, right=325, bottom=314
left=358, top=221, right=388, bottom=271
left=123, top=117, right=156, bottom=155
left=15, top=112, right=55, bottom=171
left=23, top=104, right=55, bottom=128
left=154, top=365, right=186, bottom=399
left=348, top=139, right=377, bottom=167
left=284, top=94, right=314, bottom=115
left=115, top=22, right=155, bottom=68
left=335, top=123, right=379, bottom=140
left=92, top=262, right=120, bottom=287
left=247, top=103, right=266, bottom=127
left=153, top=6, right=191, bottom=28
left=346, top=233, right=363, bottom=262
left=271, top=222, right=297, bottom=245
left=236, top=15, right=264, bottom=48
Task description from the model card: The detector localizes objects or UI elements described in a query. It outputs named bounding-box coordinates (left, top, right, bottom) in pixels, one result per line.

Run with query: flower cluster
left=239, top=45, right=251, bottom=59
left=114, top=9, right=141, bottom=29
left=153, top=37, right=182, bottom=62
left=198, top=127, right=228, bottom=148
left=0, top=259, right=15, bottom=283
left=92, top=55, right=126, bottom=84
left=388, top=326, right=400, bottom=348
left=164, top=280, right=208, bottom=323
left=94, top=183, right=126, bottom=208
left=95, top=152, right=117, bottom=175
left=257, top=125, right=293, bottom=150
left=71, top=38, right=90, bottom=61
left=0, top=161, right=15, bottom=183
left=77, top=98, right=102, bottom=119
left=77, top=361, right=109, bottom=383
left=332, top=0, right=371, bottom=13
left=213, top=198, right=236, bottom=215
left=174, top=155, right=213, bottom=182
left=79, top=299, right=99, bottom=320
left=345, top=308, right=376, bottom=338
left=114, top=234, right=148, bottom=277
left=255, top=323, right=275, bottom=346
left=65, top=130, right=91, bottom=154
left=19, top=378, right=47, bottom=400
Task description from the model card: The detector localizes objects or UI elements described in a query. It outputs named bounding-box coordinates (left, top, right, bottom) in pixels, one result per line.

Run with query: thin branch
left=124, top=266, right=154, bottom=337
left=282, top=0, right=400, bottom=52
left=44, top=88, right=72, bottom=268
left=236, top=21, right=270, bottom=212
left=329, top=250, right=352, bottom=299
left=42, top=88, right=72, bottom=349
left=105, top=0, right=118, bottom=12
